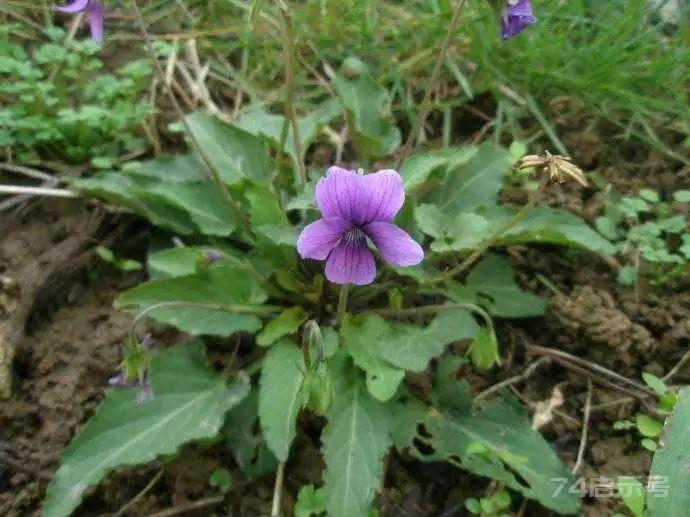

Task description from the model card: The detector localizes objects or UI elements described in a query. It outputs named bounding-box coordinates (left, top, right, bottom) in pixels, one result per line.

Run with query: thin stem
left=336, top=284, right=349, bottom=326
left=277, top=4, right=307, bottom=185
left=572, top=379, right=592, bottom=477
left=0, top=162, right=55, bottom=182
left=474, top=357, right=550, bottom=402
left=425, top=176, right=547, bottom=285
left=396, top=0, right=469, bottom=170
left=114, top=469, right=164, bottom=517
left=0, top=185, right=78, bottom=198
left=521, top=342, right=657, bottom=397
left=130, top=1, right=253, bottom=238
left=271, top=462, right=286, bottom=517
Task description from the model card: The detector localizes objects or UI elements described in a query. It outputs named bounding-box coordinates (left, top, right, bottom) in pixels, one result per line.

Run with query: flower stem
left=277, top=3, right=307, bottom=185
left=336, top=284, right=349, bottom=326
left=425, top=175, right=548, bottom=285
left=396, top=0, right=469, bottom=170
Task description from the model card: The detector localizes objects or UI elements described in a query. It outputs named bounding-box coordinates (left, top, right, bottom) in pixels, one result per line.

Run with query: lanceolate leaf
left=459, top=253, right=548, bottom=318
left=333, top=59, right=400, bottom=160
left=322, top=354, right=391, bottom=517
left=391, top=394, right=580, bottom=515
left=341, top=315, right=405, bottom=402
left=258, top=341, right=305, bottom=461
left=428, top=144, right=512, bottom=211
left=185, top=111, right=273, bottom=185
left=481, top=205, right=617, bottom=255
left=343, top=311, right=478, bottom=376
left=400, top=145, right=478, bottom=192
left=115, top=266, right=268, bottom=337
left=648, top=388, right=690, bottom=516
left=43, top=340, right=249, bottom=517
left=224, top=391, right=278, bottom=479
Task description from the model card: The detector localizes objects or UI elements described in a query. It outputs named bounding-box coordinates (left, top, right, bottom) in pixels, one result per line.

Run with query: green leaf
left=617, top=476, right=645, bottom=517
left=258, top=341, right=305, bottom=461
left=468, top=328, right=499, bottom=370
left=343, top=311, right=478, bottom=374
left=333, top=60, right=400, bottom=159
left=73, top=173, right=199, bottom=235
left=321, top=354, right=391, bottom=517
left=209, top=468, right=232, bottom=493
left=295, top=485, right=327, bottom=517
left=427, top=144, right=512, bottom=212
left=482, top=206, right=617, bottom=255
left=673, top=190, right=690, bottom=202
left=648, top=388, right=690, bottom=516
left=400, top=146, right=478, bottom=192
left=390, top=396, right=580, bottom=515
left=139, top=181, right=238, bottom=236
left=636, top=413, right=663, bottom=438
left=459, top=253, right=548, bottom=318
left=235, top=102, right=339, bottom=165
left=115, top=266, right=267, bottom=337
left=43, top=340, right=249, bottom=517
left=223, top=391, right=278, bottom=478
left=639, top=188, right=659, bottom=203
left=148, top=246, right=215, bottom=279
left=415, top=204, right=489, bottom=253
left=257, top=307, right=307, bottom=347
left=341, top=315, right=405, bottom=402
left=642, top=372, right=667, bottom=396
left=185, top=111, right=273, bottom=185
left=131, top=153, right=206, bottom=183
left=617, top=265, right=637, bottom=286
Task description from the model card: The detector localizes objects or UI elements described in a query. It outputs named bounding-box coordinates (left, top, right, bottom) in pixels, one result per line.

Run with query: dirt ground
left=1, top=118, right=690, bottom=517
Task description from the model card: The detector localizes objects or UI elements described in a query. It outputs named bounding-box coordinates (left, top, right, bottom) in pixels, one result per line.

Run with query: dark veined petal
left=501, top=0, right=537, bottom=39
left=87, top=0, right=104, bottom=44
left=55, top=0, right=89, bottom=13
left=354, top=169, right=405, bottom=224
left=325, top=240, right=376, bottom=285
left=315, top=167, right=361, bottom=221
left=364, top=221, right=424, bottom=267
left=297, top=217, right=351, bottom=260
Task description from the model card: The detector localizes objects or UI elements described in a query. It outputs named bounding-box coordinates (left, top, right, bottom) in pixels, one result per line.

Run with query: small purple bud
left=206, top=250, right=223, bottom=263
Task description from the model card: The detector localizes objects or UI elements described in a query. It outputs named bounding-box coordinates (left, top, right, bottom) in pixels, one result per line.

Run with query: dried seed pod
left=516, top=151, right=588, bottom=187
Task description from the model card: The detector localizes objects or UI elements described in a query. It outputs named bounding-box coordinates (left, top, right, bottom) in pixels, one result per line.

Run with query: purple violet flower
left=55, top=0, right=104, bottom=44
left=501, top=0, right=537, bottom=40
left=297, top=167, right=424, bottom=285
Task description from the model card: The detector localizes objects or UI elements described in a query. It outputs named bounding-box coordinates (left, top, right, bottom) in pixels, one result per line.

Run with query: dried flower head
left=516, top=151, right=588, bottom=187
left=297, top=167, right=424, bottom=285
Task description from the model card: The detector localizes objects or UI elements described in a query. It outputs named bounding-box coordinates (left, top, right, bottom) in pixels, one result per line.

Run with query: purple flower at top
left=501, top=0, right=537, bottom=40
left=297, top=167, right=424, bottom=285
left=55, top=0, right=104, bottom=44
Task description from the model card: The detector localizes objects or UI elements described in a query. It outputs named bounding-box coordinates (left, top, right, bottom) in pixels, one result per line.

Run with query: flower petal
left=315, top=167, right=361, bottom=220
left=55, top=0, right=90, bottom=13
left=354, top=169, right=405, bottom=224
left=325, top=241, right=376, bottom=285
left=297, top=217, right=351, bottom=260
left=364, top=221, right=424, bottom=267
left=501, top=0, right=537, bottom=39
left=87, top=0, right=104, bottom=44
